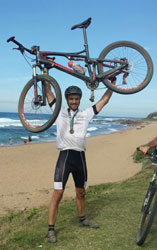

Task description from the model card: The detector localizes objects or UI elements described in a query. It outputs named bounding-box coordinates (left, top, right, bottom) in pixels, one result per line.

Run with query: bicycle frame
left=142, top=170, right=157, bottom=212
left=38, top=51, right=126, bottom=84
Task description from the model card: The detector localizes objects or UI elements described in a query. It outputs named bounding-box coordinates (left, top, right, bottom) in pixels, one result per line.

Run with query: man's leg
left=47, top=150, right=70, bottom=242
left=47, top=189, right=64, bottom=243
left=76, top=187, right=85, bottom=217
left=49, top=189, right=64, bottom=225
left=75, top=187, right=99, bottom=229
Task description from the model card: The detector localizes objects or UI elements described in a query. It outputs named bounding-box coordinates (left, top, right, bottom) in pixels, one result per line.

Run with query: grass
left=0, top=152, right=157, bottom=250
left=142, top=118, right=157, bottom=122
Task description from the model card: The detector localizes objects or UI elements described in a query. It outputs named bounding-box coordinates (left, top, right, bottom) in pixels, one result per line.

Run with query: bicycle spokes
left=21, top=81, right=55, bottom=129
left=99, top=43, right=150, bottom=94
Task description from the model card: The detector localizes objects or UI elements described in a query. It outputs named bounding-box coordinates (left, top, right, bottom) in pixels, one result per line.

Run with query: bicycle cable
left=95, top=86, right=107, bottom=90
left=23, top=52, right=34, bottom=69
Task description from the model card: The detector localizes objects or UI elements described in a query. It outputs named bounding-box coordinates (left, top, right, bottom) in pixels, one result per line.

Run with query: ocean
left=0, top=112, right=137, bottom=147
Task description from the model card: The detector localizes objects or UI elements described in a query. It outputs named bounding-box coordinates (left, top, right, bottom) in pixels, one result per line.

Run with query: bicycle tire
left=97, top=41, right=153, bottom=94
left=136, top=184, right=157, bottom=246
left=18, top=75, right=62, bottom=133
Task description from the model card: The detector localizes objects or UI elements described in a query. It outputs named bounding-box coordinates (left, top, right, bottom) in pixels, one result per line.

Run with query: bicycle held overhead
left=7, top=17, right=153, bottom=133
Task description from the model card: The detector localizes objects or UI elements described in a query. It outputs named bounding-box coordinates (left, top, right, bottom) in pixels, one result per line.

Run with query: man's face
left=66, top=94, right=81, bottom=111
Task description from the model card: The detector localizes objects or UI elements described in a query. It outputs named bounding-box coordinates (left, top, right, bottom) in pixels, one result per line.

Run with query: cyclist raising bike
left=139, top=136, right=157, bottom=154
left=44, top=67, right=116, bottom=243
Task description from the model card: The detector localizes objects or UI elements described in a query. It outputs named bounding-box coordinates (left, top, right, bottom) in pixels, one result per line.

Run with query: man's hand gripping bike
left=7, top=18, right=153, bottom=133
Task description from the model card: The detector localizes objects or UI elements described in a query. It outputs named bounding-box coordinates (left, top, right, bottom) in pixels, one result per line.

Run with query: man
left=45, top=70, right=116, bottom=243
left=139, top=136, right=157, bottom=154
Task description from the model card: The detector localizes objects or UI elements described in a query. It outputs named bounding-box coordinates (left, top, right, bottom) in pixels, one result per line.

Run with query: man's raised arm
left=95, top=79, right=116, bottom=113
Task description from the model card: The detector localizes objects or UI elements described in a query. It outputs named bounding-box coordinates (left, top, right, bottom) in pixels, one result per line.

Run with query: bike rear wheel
left=18, top=75, right=62, bottom=133
left=98, top=41, right=153, bottom=94
left=136, top=183, right=157, bottom=246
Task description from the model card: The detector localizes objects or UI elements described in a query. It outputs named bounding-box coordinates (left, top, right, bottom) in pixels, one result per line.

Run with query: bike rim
left=20, top=80, right=56, bottom=130
left=101, top=45, right=149, bottom=92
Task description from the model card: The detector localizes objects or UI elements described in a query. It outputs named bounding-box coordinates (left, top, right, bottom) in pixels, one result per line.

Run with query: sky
left=0, top=0, right=157, bottom=118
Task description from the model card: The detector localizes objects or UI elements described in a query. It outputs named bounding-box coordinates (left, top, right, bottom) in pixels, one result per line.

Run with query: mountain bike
left=136, top=147, right=157, bottom=246
left=7, top=17, right=153, bottom=133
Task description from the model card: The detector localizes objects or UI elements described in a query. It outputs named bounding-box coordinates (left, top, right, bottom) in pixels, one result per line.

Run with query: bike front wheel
left=18, top=75, right=62, bottom=133
left=136, top=184, right=157, bottom=246
left=98, top=41, right=153, bottom=94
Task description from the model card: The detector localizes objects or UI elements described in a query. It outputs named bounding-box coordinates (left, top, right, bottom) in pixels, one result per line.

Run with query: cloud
left=144, top=47, right=150, bottom=51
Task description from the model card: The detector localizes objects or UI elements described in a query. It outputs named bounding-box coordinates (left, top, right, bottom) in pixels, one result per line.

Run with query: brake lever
left=13, top=46, right=24, bottom=54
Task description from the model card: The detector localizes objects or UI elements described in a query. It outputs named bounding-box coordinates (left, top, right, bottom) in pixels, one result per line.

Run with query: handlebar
left=137, top=147, right=157, bottom=168
left=7, top=36, right=37, bottom=55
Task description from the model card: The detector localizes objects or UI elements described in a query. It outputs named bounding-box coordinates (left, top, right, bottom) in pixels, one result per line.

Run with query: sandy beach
left=0, top=121, right=156, bottom=217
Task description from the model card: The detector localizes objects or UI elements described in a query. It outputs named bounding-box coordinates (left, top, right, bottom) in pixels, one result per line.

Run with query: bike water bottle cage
left=71, top=17, right=92, bottom=30
left=65, top=86, right=82, bottom=98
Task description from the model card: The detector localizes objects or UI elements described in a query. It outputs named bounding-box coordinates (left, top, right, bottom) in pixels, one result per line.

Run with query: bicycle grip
left=7, top=36, right=24, bottom=49
left=7, top=36, right=15, bottom=43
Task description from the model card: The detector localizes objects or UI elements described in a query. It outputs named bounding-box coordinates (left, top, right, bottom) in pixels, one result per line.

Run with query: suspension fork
left=142, top=171, right=157, bottom=212
left=41, top=68, right=46, bottom=106
left=32, top=65, right=46, bottom=106
left=33, top=65, right=38, bottom=104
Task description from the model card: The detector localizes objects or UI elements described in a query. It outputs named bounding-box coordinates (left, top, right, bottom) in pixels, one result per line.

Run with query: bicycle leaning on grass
left=7, top=17, right=153, bottom=133
left=136, top=147, right=157, bottom=246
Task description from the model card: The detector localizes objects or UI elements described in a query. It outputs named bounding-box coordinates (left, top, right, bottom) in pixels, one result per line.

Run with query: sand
left=0, top=121, right=156, bottom=216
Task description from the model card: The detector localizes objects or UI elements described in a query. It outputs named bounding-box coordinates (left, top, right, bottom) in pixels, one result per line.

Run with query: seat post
left=83, top=27, right=90, bottom=58
left=82, top=27, right=93, bottom=78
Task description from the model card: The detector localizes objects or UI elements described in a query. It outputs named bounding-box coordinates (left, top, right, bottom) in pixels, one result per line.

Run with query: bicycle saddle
left=71, top=17, right=92, bottom=30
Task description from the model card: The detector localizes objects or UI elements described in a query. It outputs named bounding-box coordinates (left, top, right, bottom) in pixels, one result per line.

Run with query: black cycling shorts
left=54, top=150, right=87, bottom=190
